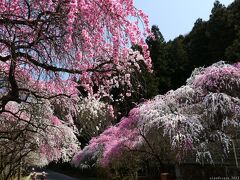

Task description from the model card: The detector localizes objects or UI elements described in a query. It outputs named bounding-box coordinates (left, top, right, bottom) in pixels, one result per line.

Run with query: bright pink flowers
left=0, top=0, right=151, bottom=110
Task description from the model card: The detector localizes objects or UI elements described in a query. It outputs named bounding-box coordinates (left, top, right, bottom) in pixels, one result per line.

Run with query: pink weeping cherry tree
left=73, top=61, right=240, bottom=172
left=0, top=0, right=151, bottom=111
left=0, top=0, right=151, bottom=178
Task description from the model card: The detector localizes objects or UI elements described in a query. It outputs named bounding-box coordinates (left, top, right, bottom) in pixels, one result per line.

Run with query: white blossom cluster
left=75, top=97, right=113, bottom=138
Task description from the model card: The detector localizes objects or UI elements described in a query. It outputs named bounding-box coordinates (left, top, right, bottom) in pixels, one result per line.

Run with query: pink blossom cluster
left=72, top=108, right=141, bottom=167
left=187, top=61, right=240, bottom=95
left=0, top=0, right=151, bottom=105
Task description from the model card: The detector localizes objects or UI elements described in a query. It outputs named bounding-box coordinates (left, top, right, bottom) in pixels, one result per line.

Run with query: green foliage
left=147, top=0, right=240, bottom=94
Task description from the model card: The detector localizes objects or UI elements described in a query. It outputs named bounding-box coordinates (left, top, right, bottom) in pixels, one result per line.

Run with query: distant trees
left=146, top=25, right=170, bottom=94
left=145, top=0, right=240, bottom=95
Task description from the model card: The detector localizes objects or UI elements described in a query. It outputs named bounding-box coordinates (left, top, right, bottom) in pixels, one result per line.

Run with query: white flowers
left=75, top=97, right=113, bottom=138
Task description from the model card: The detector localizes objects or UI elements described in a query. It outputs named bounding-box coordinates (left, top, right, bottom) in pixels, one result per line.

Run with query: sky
left=134, top=0, right=234, bottom=41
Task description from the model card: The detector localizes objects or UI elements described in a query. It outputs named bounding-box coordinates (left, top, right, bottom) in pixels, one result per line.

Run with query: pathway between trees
left=43, top=170, right=78, bottom=180
left=29, top=170, right=96, bottom=180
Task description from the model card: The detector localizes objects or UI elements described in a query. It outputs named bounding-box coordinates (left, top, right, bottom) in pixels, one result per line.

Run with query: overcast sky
left=134, top=0, right=234, bottom=41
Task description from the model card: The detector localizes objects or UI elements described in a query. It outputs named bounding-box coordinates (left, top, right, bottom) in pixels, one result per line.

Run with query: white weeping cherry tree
left=73, top=61, right=240, bottom=174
